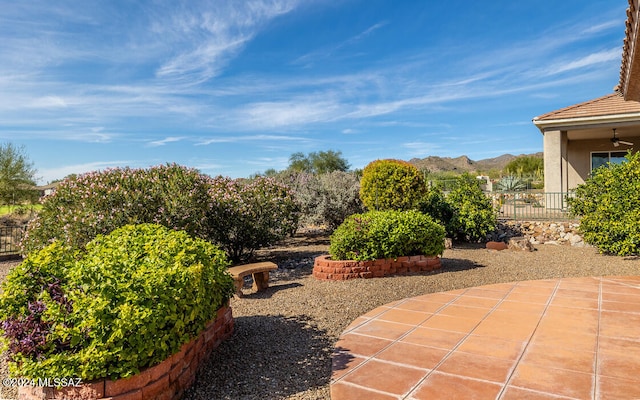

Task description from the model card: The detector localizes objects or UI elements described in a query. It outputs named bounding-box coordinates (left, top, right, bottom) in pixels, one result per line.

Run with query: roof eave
left=620, top=0, right=640, bottom=101
left=532, top=112, right=640, bottom=132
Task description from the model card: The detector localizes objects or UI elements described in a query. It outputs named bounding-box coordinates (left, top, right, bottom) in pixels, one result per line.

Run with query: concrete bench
left=228, top=262, right=278, bottom=297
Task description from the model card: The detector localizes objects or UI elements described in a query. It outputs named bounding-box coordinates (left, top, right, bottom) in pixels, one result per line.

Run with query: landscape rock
left=508, top=237, right=534, bottom=252
left=492, top=221, right=588, bottom=248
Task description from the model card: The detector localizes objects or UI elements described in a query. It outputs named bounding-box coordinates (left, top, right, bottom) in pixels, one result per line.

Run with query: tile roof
left=619, top=0, right=640, bottom=101
left=533, top=92, right=640, bottom=122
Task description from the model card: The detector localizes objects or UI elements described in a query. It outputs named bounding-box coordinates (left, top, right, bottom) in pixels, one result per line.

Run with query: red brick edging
left=313, top=254, right=441, bottom=280
left=19, top=305, right=234, bottom=400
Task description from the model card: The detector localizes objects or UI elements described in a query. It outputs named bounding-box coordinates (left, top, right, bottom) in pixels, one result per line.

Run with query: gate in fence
left=0, top=224, right=26, bottom=256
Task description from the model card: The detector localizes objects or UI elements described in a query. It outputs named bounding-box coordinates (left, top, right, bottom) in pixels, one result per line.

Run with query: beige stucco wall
left=566, top=136, right=640, bottom=190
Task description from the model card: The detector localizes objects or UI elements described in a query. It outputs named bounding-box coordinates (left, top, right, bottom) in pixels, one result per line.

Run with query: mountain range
left=407, top=152, right=543, bottom=174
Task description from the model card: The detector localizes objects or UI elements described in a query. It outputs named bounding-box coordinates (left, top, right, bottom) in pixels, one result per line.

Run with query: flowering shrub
left=206, top=176, right=299, bottom=262
left=21, top=164, right=215, bottom=254
left=0, top=224, right=234, bottom=381
left=568, top=151, right=640, bottom=255
left=21, top=165, right=299, bottom=262
left=329, top=210, right=445, bottom=261
left=283, top=171, right=364, bottom=229
left=359, top=159, right=427, bottom=211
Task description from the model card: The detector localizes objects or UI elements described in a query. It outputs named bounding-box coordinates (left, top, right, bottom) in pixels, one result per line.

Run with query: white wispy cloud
left=152, top=0, right=302, bottom=83
left=196, top=134, right=314, bottom=146
left=147, top=136, right=186, bottom=147
left=240, top=100, right=342, bottom=128
left=581, top=19, right=620, bottom=35
left=293, top=21, right=387, bottom=66
left=544, top=48, right=622, bottom=76
left=29, top=96, right=68, bottom=109
left=38, top=160, right=135, bottom=184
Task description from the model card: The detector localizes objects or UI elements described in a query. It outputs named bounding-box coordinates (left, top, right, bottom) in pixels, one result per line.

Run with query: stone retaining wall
left=491, top=221, right=587, bottom=247
left=313, top=254, right=441, bottom=280
left=19, top=305, right=234, bottom=400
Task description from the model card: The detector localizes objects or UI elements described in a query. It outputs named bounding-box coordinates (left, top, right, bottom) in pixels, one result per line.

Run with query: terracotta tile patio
left=331, top=276, right=640, bottom=400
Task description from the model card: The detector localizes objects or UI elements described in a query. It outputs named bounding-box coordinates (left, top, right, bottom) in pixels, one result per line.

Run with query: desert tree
left=288, top=150, right=350, bottom=174
left=0, top=143, right=38, bottom=206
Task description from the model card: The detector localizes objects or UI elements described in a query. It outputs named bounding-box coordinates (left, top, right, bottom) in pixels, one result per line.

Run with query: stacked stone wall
left=491, top=221, right=587, bottom=247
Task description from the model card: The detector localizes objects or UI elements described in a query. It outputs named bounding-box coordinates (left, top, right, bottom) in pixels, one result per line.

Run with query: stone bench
left=228, top=262, right=278, bottom=297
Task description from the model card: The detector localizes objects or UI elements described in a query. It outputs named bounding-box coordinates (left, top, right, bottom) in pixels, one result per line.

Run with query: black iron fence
left=489, top=191, right=577, bottom=221
left=0, top=224, right=26, bottom=255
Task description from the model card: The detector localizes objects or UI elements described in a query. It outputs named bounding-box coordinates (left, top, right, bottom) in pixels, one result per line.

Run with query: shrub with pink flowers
left=21, top=164, right=215, bottom=254
left=21, top=165, right=299, bottom=262
left=206, top=176, right=299, bottom=262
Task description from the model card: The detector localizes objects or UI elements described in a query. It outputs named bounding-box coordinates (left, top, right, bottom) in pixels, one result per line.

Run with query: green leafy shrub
left=418, top=185, right=454, bottom=233
left=446, top=174, right=497, bottom=241
left=329, top=210, right=445, bottom=261
left=283, top=171, right=364, bottom=229
left=359, top=159, right=427, bottom=211
left=21, top=164, right=216, bottom=254
left=206, top=176, right=299, bottom=262
left=1, top=224, right=234, bottom=381
left=568, top=152, right=640, bottom=255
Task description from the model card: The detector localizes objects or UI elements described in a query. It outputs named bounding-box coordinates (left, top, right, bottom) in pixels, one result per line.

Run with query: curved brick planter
left=313, top=254, right=441, bottom=280
left=19, top=305, right=234, bottom=400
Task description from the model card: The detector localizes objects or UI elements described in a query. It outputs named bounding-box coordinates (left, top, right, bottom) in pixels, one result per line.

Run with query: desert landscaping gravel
left=1, top=234, right=639, bottom=400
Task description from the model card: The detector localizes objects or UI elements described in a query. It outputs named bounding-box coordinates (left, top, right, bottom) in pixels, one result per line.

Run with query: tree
left=310, top=150, right=350, bottom=174
left=287, top=150, right=350, bottom=174
left=504, top=156, right=543, bottom=179
left=288, top=152, right=313, bottom=173
left=0, top=143, right=37, bottom=206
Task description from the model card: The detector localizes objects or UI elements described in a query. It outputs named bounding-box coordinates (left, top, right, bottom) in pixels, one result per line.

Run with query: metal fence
left=0, top=224, right=26, bottom=255
left=488, top=191, right=577, bottom=221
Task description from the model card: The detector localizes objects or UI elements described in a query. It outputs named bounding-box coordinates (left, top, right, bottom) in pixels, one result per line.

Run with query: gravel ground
left=1, top=235, right=639, bottom=400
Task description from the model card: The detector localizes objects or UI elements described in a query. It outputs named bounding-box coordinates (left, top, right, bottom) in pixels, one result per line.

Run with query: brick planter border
left=19, top=305, right=234, bottom=400
left=313, top=254, right=441, bottom=280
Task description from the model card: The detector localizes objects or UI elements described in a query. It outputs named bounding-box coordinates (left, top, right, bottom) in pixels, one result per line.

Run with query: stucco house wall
left=566, top=137, right=640, bottom=189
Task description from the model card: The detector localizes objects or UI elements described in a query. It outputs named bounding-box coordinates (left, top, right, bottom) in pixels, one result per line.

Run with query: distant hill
left=408, top=152, right=543, bottom=174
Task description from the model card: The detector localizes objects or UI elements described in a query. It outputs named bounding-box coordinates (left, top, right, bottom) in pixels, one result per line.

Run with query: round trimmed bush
left=329, top=210, right=445, bottom=261
left=568, top=151, right=640, bottom=255
left=0, top=224, right=234, bottom=381
left=359, top=159, right=427, bottom=211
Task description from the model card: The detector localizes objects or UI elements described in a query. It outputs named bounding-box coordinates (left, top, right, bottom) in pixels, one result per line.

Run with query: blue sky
left=0, top=0, right=627, bottom=184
